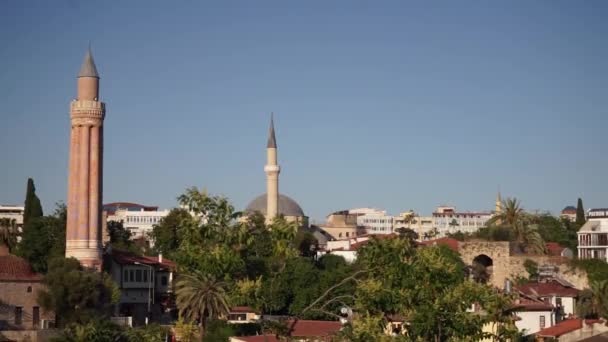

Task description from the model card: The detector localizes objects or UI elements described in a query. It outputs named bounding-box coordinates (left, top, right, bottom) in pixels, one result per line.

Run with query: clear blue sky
left=1, top=1, right=607, bottom=222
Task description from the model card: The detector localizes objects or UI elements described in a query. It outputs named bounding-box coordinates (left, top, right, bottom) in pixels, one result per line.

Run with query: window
left=556, top=297, right=562, bottom=306
left=136, top=270, right=142, bottom=282
left=14, top=307, right=22, bottom=325
left=33, top=307, right=40, bottom=327
left=143, top=270, right=148, bottom=282
left=124, top=269, right=128, bottom=280
left=161, top=276, right=168, bottom=286
left=27, top=286, right=32, bottom=293
left=540, top=315, right=545, bottom=329
left=346, top=232, right=349, bottom=237
left=129, top=270, right=135, bottom=282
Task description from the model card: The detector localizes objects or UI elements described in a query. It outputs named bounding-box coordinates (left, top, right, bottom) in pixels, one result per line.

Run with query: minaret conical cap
left=267, top=113, right=277, bottom=148
left=78, top=47, right=99, bottom=78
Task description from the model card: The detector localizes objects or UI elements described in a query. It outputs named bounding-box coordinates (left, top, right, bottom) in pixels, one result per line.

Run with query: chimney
left=158, top=253, right=163, bottom=264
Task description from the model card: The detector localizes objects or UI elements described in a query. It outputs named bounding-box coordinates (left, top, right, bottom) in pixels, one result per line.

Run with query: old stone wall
left=458, top=240, right=589, bottom=289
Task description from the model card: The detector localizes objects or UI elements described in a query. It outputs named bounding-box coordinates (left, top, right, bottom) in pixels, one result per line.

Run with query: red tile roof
left=230, top=306, right=259, bottom=313
left=546, top=242, right=567, bottom=256
left=234, top=320, right=342, bottom=341
left=418, top=237, right=460, bottom=252
left=0, top=254, right=43, bottom=281
left=512, top=294, right=554, bottom=311
left=286, top=319, right=342, bottom=337
left=234, top=336, right=279, bottom=342
left=516, top=280, right=579, bottom=298
left=538, top=319, right=582, bottom=337
left=111, top=250, right=176, bottom=270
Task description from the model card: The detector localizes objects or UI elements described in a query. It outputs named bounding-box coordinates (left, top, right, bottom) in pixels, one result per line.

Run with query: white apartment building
left=0, top=205, right=25, bottom=227
left=349, top=208, right=393, bottom=234
left=578, top=208, right=608, bottom=261
left=104, top=202, right=170, bottom=239
left=433, top=206, right=492, bottom=236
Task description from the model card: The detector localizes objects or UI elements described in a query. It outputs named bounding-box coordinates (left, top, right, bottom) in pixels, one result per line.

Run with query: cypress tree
left=23, top=178, right=43, bottom=226
left=576, top=197, right=586, bottom=226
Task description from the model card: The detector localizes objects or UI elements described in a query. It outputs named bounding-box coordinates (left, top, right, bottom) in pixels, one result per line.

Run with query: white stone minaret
left=264, top=114, right=280, bottom=222
left=65, top=48, right=104, bottom=269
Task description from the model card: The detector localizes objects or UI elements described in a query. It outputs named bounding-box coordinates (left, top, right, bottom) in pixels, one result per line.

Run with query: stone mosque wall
left=459, top=240, right=589, bottom=290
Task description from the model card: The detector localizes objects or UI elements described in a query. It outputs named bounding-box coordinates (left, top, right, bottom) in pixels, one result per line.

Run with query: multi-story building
left=104, top=202, right=170, bottom=240
left=393, top=211, right=436, bottom=240
left=578, top=208, right=608, bottom=261
left=0, top=205, right=25, bottom=228
left=433, top=206, right=492, bottom=236
left=317, top=210, right=366, bottom=240
left=349, top=208, right=393, bottom=235
left=109, top=250, right=176, bottom=326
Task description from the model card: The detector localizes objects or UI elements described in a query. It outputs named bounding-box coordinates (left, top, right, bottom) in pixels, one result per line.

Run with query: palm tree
left=0, top=218, right=18, bottom=252
left=590, top=280, right=608, bottom=320
left=175, top=271, right=230, bottom=340
left=487, top=198, right=545, bottom=254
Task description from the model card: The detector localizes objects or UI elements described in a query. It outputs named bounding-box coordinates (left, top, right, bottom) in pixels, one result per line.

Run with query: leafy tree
left=576, top=197, right=586, bottom=226
left=52, top=319, right=124, bottom=342
left=106, top=220, right=142, bottom=255
left=23, top=177, right=43, bottom=226
left=17, top=204, right=66, bottom=273
left=294, top=230, right=318, bottom=257
left=124, top=323, right=169, bottom=342
left=523, top=259, right=539, bottom=280
left=592, top=280, right=608, bottom=319
left=37, top=257, right=120, bottom=327
left=0, top=218, right=18, bottom=252
left=150, top=207, right=193, bottom=258
left=175, top=271, right=230, bottom=339
left=174, top=318, right=199, bottom=342
left=346, top=237, right=513, bottom=341
left=533, top=214, right=577, bottom=252
left=395, top=227, right=419, bottom=243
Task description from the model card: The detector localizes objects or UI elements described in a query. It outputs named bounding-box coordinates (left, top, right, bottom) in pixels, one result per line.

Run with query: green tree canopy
left=23, top=177, right=43, bottom=226
left=37, top=257, right=120, bottom=327
left=16, top=204, right=66, bottom=273
left=576, top=197, right=586, bottom=226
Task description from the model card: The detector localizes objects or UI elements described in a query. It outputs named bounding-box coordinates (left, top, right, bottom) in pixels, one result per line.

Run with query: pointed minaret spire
left=267, top=113, right=277, bottom=148
left=495, top=190, right=502, bottom=214
left=79, top=47, right=99, bottom=78
left=264, top=113, right=280, bottom=223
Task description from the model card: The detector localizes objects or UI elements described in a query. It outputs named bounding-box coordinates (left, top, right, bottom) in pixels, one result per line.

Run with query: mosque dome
left=245, top=193, right=305, bottom=217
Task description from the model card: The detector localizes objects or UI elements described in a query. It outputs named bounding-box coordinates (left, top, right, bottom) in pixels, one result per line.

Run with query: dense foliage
left=52, top=320, right=169, bottom=342
left=576, top=197, right=586, bottom=226
left=37, top=257, right=120, bottom=327
left=23, top=177, right=43, bottom=227
left=16, top=204, right=66, bottom=273
left=149, top=187, right=519, bottom=341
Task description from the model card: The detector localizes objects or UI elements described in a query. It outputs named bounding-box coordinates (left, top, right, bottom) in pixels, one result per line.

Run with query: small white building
left=516, top=279, right=578, bottom=321
left=513, top=293, right=556, bottom=336
left=104, top=202, right=170, bottom=240
left=578, top=208, right=608, bottom=261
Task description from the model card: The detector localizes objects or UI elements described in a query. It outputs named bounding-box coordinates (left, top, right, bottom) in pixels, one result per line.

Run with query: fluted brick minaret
left=65, top=48, right=104, bottom=269
left=264, top=113, right=280, bottom=222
